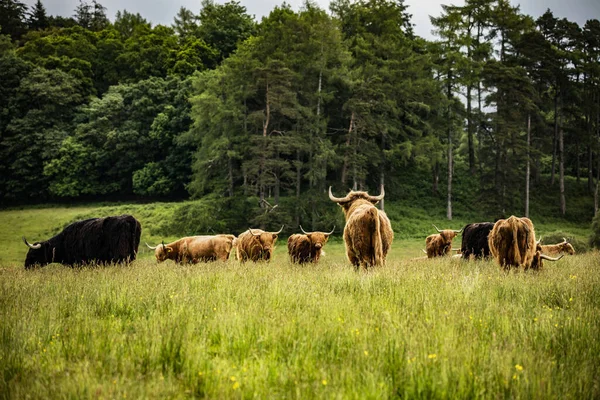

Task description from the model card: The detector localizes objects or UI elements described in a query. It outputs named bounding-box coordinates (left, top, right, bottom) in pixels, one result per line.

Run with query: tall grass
left=1, top=251, right=599, bottom=398
left=1, top=205, right=598, bottom=398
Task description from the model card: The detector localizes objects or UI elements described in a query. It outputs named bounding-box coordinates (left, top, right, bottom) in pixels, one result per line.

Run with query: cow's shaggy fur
left=236, top=228, right=281, bottom=262
left=425, top=230, right=459, bottom=258
left=148, top=235, right=236, bottom=263
left=330, top=188, right=393, bottom=270
left=460, top=222, right=494, bottom=259
left=287, top=231, right=331, bottom=264
left=23, top=214, right=141, bottom=268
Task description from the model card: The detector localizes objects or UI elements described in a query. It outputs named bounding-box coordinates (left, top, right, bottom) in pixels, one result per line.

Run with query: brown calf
left=424, top=224, right=462, bottom=258
left=329, top=186, right=393, bottom=270
left=235, top=226, right=284, bottom=262
left=287, top=226, right=334, bottom=264
left=146, top=234, right=236, bottom=263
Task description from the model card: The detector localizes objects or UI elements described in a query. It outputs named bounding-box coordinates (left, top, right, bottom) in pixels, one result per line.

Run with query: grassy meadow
left=1, top=205, right=599, bottom=398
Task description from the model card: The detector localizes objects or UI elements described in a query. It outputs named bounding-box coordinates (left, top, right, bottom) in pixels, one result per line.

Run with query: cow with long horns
left=540, top=238, right=575, bottom=256
left=423, top=224, right=462, bottom=258
left=236, top=226, right=284, bottom=262
left=488, top=216, right=563, bottom=270
left=329, top=186, right=393, bottom=270
left=22, top=215, right=141, bottom=268
left=460, top=222, right=494, bottom=260
left=287, top=226, right=335, bottom=264
left=146, top=234, right=236, bottom=263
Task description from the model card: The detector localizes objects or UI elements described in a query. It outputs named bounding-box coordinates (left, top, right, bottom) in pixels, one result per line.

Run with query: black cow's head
left=23, top=237, right=50, bottom=269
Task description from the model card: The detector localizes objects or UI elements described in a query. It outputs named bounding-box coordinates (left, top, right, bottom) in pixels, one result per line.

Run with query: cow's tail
left=367, top=207, right=384, bottom=267
left=511, top=217, right=521, bottom=267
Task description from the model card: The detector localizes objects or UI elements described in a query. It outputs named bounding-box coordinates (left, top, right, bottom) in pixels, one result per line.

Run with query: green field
left=1, top=205, right=599, bottom=398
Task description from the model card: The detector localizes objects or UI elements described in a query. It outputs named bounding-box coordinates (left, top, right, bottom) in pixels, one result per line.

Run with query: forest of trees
left=1, top=0, right=599, bottom=227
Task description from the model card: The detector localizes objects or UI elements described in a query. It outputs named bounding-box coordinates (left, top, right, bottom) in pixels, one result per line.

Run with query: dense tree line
left=1, top=0, right=599, bottom=227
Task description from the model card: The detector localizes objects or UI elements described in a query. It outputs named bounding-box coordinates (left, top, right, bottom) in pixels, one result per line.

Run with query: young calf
left=287, top=226, right=335, bottom=264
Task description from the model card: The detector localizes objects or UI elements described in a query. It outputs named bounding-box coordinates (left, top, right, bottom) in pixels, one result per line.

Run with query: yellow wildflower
left=322, top=379, right=327, bottom=386
left=515, top=364, right=523, bottom=371
left=428, top=354, right=437, bottom=359
left=233, top=382, right=240, bottom=390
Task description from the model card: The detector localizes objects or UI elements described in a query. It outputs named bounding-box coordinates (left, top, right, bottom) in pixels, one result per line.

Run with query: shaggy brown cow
left=488, top=216, right=562, bottom=270
left=287, top=226, right=335, bottom=264
left=540, top=238, right=576, bottom=256
left=146, top=234, right=236, bottom=263
left=235, top=226, right=284, bottom=262
left=424, top=224, right=462, bottom=258
left=329, top=186, right=393, bottom=270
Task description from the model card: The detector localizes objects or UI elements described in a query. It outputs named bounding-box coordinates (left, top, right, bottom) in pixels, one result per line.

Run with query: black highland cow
left=22, top=215, right=141, bottom=268
left=460, top=222, right=494, bottom=259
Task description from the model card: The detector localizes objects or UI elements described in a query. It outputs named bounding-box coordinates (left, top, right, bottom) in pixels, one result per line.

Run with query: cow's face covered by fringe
left=424, top=225, right=463, bottom=258
left=236, top=227, right=284, bottom=262
left=288, top=226, right=335, bottom=264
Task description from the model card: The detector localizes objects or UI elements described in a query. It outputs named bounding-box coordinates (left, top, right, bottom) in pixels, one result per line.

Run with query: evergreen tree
left=27, top=0, right=48, bottom=31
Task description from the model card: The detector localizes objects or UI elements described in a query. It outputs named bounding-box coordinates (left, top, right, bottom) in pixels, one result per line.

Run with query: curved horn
left=22, top=237, right=41, bottom=249
left=538, top=236, right=542, bottom=244
left=422, top=249, right=427, bottom=254
left=325, top=226, right=335, bottom=236
left=562, top=237, right=568, bottom=243
left=366, top=185, right=385, bottom=202
left=299, top=225, right=310, bottom=235
left=432, top=224, right=442, bottom=233
left=271, top=225, right=284, bottom=235
left=540, top=254, right=564, bottom=262
left=248, top=228, right=261, bottom=236
left=145, top=242, right=158, bottom=250
left=161, top=240, right=166, bottom=251
left=453, top=227, right=463, bottom=234
left=328, top=186, right=350, bottom=203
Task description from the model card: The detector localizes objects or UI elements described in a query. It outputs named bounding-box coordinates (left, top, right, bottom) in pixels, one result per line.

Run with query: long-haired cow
left=236, top=226, right=284, bottom=262
left=22, top=214, right=141, bottom=268
left=488, top=216, right=562, bottom=270
left=460, top=222, right=494, bottom=259
left=329, top=186, right=393, bottom=270
left=287, top=226, right=334, bottom=264
left=424, top=224, right=462, bottom=258
left=146, top=234, right=236, bottom=263
left=540, top=238, right=575, bottom=256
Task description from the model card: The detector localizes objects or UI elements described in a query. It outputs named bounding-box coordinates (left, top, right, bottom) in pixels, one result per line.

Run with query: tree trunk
left=341, top=112, right=354, bottom=185
left=227, top=155, right=234, bottom=197
left=296, top=150, right=301, bottom=227
left=380, top=170, right=385, bottom=211
left=525, top=114, right=530, bottom=218
left=576, top=139, right=580, bottom=183
left=588, top=146, right=594, bottom=193
left=432, top=162, right=439, bottom=195
left=467, top=82, right=475, bottom=174
left=551, top=93, right=558, bottom=185
left=260, top=79, right=270, bottom=208
left=559, top=125, right=566, bottom=216
left=447, top=75, right=453, bottom=221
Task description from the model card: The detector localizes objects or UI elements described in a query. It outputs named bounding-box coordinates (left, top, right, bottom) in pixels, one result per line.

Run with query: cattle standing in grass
left=287, top=226, right=335, bottom=264
left=329, top=186, right=393, bottom=270
left=22, top=215, right=141, bottom=269
left=424, top=225, right=462, bottom=258
left=146, top=235, right=236, bottom=263
left=236, top=227, right=284, bottom=262
left=488, top=216, right=563, bottom=270
left=540, top=238, right=575, bottom=256
left=460, top=222, right=494, bottom=259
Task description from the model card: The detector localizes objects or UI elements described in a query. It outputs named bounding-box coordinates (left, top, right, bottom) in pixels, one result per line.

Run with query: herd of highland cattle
left=21, top=187, right=575, bottom=270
